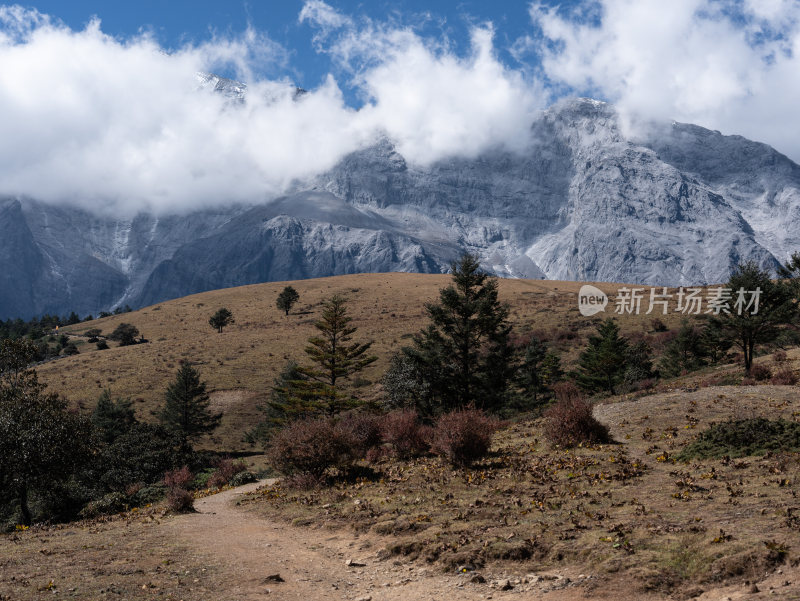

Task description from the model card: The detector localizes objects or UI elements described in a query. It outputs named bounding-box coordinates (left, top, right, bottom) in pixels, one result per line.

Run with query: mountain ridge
left=1, top=97, right=796, bottom=319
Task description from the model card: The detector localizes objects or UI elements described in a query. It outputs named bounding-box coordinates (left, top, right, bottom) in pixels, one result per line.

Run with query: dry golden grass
left=43, top=273, right=695, bottom=451
left=245, top=383, right=800, bottom=596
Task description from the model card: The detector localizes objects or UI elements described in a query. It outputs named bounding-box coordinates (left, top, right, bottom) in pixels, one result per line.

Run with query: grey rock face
left=0, top=98, right=796, bottom=319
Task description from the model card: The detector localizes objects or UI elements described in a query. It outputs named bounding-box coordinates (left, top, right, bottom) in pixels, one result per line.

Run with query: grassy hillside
left=40, top=273, right=691, bottom=451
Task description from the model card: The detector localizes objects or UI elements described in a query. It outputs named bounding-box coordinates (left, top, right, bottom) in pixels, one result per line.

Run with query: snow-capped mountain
left=1, top=97, right=797, bottom=319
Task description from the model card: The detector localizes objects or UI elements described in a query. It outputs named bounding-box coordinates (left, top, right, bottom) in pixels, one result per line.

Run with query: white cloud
left=300, top=4, right=545, bottom=163
left=531, top=0, right=800, bottom=161
left=3, top=1, right=800, bottom=216
left=0, top=3, right=547, bottom=215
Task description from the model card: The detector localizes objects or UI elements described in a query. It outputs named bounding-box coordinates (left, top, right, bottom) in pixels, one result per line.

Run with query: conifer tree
left=659, top=319, right=707, bottom=377
left=158, top=364, right=221, bottom=450
left=576, top=318, right=629, bottom=395
left=518, top=337, right=563, bottom=408
left=403, top=254, right=516, bottom=415
left=709, top=261, right=796, bottom=373
left=699, top=320, right=732, bottom=364
left=277, top=296, right=377, bottom=417
left=91, top=389, right=137, bottom=444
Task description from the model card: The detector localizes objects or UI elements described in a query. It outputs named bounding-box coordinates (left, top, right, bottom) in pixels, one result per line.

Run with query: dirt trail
left=166, top=481, right=610, bottom=601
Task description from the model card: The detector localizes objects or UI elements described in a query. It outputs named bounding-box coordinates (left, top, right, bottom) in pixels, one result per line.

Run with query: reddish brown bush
left=166, top=487, right=195, bottom=512
left=208, top=457, right=247, bottom=489
left=163, top=466, right=193, bottom=490
left=337, top=411, right=383, bottom=458
left=773, top=350, right=788, bottom=364
left=284, top=472, right=326, bottom=490
left=381, top=410, right=431, bottom=459
left=163, top=466, right=194, bottom=512
left=430, top=408, right=500, bottom=466
left=740, top=377, right=757, bottom=386
left=749, top=363, right=773, bottom=381
left=267, top=417, right=354, bottom=478
left=544, top=389, right=610, bottom=448
left=552, top=381, right=584, bottom=403
left=770, top=368, right=798, bottom=385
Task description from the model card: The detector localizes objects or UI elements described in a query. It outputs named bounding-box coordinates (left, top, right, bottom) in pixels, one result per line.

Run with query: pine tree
left=278, top=296, right=377, bottom=417
left=576, top=318, right=629, bottom=395
left=248, top=360, right=311, bottom=442
left=709, top=261, right=796, bottom=373
left=518, top=337, right=563, bottom=408
left=699, top=319, right=732, bottom=364
left=91, top=389, right=137, bottom=443
left=403, top=254, right=516, bottom=415
left=276, top=286, right=300, bottom=316
left=209, top=307, right=234, bottom=333
left=659, top=319, right=707, bottom=377
left=158, top=364, right=221, bottom=450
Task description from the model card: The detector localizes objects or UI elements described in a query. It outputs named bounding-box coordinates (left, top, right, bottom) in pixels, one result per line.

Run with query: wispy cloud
left=530, top=0, right=800, bottom=158
left=0, top=1, right=798, bottom=216
left=0, top=3, right=545, bottom=215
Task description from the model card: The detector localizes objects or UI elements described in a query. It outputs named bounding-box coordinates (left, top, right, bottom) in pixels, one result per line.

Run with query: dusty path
left=165, top=481, right=607, bottom=601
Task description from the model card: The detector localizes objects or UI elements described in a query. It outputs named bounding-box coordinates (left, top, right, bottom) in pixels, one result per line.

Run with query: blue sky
left=1, top=1, right=799, bottom=213
left=23, top=0, right=560, bottom=104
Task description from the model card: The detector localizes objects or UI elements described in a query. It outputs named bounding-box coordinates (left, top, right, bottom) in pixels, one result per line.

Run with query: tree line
left=2, top=253, right=799, bottom=526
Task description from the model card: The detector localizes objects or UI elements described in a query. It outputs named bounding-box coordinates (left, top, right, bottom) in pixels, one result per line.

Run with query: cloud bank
left=530, top=0, right=800, bottom=157
left=0, top=1, right=799, bottom=215
left=0, top=3, right=542, bottom=215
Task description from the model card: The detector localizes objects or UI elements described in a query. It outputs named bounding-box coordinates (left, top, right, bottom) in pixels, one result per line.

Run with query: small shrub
left=78, top=492, right=127, bottom=519
left=163, top=466, right=194, bottom=512
left=381, top=410, right=431, bottom=459
left=130, top=484, right=166, bottom=506
left=544, top=385, right=610, bottom=448
left=740, top=377, right=756, bottom=386
left=164, top=466, right=193, bottom=490
left=229, top=471, right=257, bottom=487
left=337, top=411, right=383, bottom=458
left=771, top=368, right=798, bottom=385
left=96, top=340, right=109, bottom=350
left=193, top=467, right=215, bottom=489
left=166, top=488, right=195, bottom=512
left=430, top=408, right=500, bottom=466
left=678, top=418, right=800, bottom=460
left=651, top=318, right=668, bottom=332
left=749, top=363, right=773, bottom=381
left=208, top=458, right=247, bottom=489
left=284, top=472, right=325, bottom=490
left=266, top=417, right=354, bottom=478
left=773, top=350, right=788, bottom=364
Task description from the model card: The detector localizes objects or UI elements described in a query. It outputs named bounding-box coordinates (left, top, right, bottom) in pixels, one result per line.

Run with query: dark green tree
left=109, top=323, right=139, bottom=346
left=158, top=364, right=221, bottom=450
left=576, top=318, right=630, bottom=395
left=381, top=352, right=429, bottom=410
left=403, top=253, right=516, bottom=415
left=659, top=319, right=708, bottom=377
left=278, top=296, right=377, bottom=417
left=209, top=307, right=234, bottom=333
left=247, top=361, right=309, bottom=443
left=709, top=261, right=797, bottom=373
left=518, top=337, right=563, bottom=408
left=0, top=339, right=94, bottom=525
left=276, top=286, right=300, bottom=316
left=699, top=319, right=733, bottom=364
left=91, top=389, right=137, bottom=444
